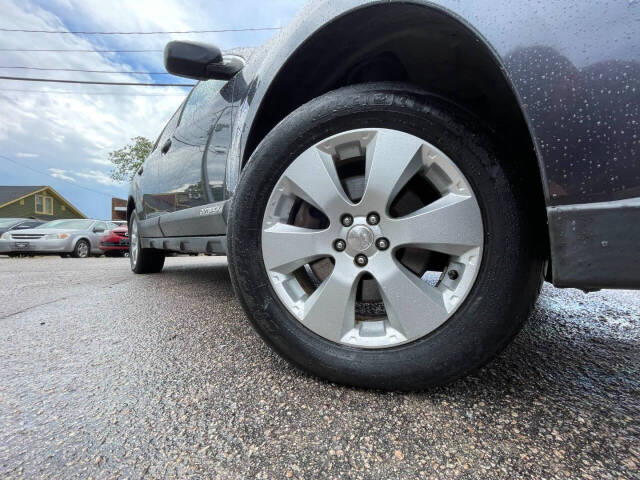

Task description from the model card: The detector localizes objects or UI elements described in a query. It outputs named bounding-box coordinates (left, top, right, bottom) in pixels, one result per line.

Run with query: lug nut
left=354, top=254, right=368, bottom=267
left=447, top=269, right=459, bottom=280
left=341, top=214, right=354, bottom=227
left=334, top=239, right=346, bottom=252
left=367, top=213, right=380, bottom=225
left=376, top=237, right=389, bottom=250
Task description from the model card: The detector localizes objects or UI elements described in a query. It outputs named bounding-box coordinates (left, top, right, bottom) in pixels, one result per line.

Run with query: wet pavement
left=0, top=256, right=638, bottom=479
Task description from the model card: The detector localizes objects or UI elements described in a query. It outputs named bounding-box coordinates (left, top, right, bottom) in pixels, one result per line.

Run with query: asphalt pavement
left=0, top=256, right=638, bottom=479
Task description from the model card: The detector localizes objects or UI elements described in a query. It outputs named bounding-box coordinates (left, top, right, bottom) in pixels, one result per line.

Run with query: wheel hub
left=346, top=224, right=373, bottom=252
left=345, top=219, right=382, bottom=256
left=338, top=215, right=385, bottom=259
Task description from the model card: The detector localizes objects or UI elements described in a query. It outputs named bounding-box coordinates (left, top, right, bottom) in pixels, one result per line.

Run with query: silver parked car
left=0, top=219, right=112, bottom=258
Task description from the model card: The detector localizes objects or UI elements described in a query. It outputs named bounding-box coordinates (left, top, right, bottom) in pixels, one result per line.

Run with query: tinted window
left=153, top=102, right=184, bottom=151
left=180, top=80, right=226, bottom=126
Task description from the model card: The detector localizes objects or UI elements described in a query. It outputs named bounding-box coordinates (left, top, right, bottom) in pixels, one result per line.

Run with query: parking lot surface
left=0, top=256, right=638, bottom=479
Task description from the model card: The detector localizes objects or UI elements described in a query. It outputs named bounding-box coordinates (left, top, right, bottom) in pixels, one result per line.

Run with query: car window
left=179, top=80, right=227, bottom=127
left=12, top=221, right=40, bottom=229
left=22, top=221, right=42, bottom=228
left=39, top=219, right=94, bottom=229
left=0, top=218, right=22, bottom=227
left=105, top=222, right=121, bottom=230
left=153, top=101, right=185, bottom=152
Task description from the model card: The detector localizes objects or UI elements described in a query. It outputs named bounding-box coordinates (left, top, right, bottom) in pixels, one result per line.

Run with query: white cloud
left=75, top=169, right=118, bottom=186
left=0, top=0, right=187, bottom=198
left=0, top=0, right=304, bottom=218
left=48, top=167, right=75, bottom=182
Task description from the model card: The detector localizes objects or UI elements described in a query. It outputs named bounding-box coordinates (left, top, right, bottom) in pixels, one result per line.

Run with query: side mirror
left=164, top=41, right=243, bottom=80
left=94, top=228, right=105, bottom=233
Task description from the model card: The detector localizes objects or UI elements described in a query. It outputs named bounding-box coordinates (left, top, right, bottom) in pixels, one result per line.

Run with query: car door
left=155, top=77, right=235, bottom=237
left=89, top=221, right=108, bottom=252
left=137, top=104, right=184, bottom=237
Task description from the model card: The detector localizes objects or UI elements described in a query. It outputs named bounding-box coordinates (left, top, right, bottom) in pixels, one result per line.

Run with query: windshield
left=0, top=218, right=20, bottom=227
left=38, top=219, right=94, bottom=230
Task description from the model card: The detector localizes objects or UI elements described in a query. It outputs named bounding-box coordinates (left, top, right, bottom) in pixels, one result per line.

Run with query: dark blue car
left=128, top=1, right=640, bottom=389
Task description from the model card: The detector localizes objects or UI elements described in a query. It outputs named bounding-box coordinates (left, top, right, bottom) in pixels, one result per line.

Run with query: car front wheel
left=228, top=83, right=544, bottom=389
left=72, top=239, right=90, bottom=258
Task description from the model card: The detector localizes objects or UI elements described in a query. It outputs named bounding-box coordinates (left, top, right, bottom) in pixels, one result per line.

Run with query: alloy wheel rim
left=78, top=241, right=89, bottom=258
left=261, top=128, right=484, bottom=348
left=130, top=220, right=138, bottom=266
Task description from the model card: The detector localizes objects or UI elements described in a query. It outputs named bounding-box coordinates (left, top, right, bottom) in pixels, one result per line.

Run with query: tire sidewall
left=228, top=83, right=541, bottom=389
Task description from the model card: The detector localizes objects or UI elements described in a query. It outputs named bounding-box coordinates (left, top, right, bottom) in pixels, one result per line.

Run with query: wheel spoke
left=387, top=193, right=483, bottom=256
left=262, top=223, right=333, bottom=274
left=300, top=262, right=359, bottom=343
left=282, top=147, right=352, bottom=215
left=372, top=257, right=449, bottom=339
left=360, top=129, right=424, bottom=212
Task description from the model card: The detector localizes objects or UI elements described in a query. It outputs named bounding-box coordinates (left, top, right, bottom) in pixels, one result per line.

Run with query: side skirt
left=548, top=197, right=640, bottom=289
left=141, top=235, right=227, bottom=255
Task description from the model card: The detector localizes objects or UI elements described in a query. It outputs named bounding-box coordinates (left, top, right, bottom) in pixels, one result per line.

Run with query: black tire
left=72, top=239, right=90, bottom=258
left=228, top=82, right=544, bottom=390
left=129, top=212, right=165, bottom=274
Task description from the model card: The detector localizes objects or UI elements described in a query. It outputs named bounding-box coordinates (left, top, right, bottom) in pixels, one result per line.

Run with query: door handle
left=161, top=138, right=172, bottom=155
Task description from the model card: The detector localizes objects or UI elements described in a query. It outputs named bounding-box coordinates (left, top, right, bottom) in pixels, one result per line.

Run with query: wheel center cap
left=346, top=225, right=374, bottom=252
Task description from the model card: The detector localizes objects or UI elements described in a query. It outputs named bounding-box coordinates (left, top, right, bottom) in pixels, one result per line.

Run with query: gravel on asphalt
left=0, top=256, right=638, bottom=479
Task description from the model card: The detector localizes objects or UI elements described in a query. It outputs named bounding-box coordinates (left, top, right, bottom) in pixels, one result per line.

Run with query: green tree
left=108, top=136, right=153, bottom=182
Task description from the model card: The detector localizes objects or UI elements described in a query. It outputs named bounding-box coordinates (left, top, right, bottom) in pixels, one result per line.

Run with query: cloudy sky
left=0, top=0, right=305, bottom=219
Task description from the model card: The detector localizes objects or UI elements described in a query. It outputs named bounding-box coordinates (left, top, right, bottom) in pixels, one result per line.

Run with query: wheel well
left=243, top=2, right=548, bottom=258
left=74, top=237, right=90, bottom=247
left=127, top=197, right=135, bottom=223
left=246, top=3, right=537, bottom=163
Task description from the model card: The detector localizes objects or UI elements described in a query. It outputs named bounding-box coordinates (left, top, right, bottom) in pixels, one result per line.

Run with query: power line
left=0, top=27, right=280, bottom=35
left=0, top=48, right=163, bottom=53
left=0, top=154, right=118, bottom=198
left=0, top=88, right=188, bottom=96
left=0, top=76, right=195, bottom=86
left=0, top=46, right=259, bottom=53
left=0, top=66, right=171, bottom=75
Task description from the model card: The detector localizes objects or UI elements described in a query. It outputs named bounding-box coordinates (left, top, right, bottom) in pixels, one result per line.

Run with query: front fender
left=70, top=236, right=90, bottom=251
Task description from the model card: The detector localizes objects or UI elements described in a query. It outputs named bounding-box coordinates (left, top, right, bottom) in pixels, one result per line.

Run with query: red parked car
left=99, top=225, right=129, bottom=256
